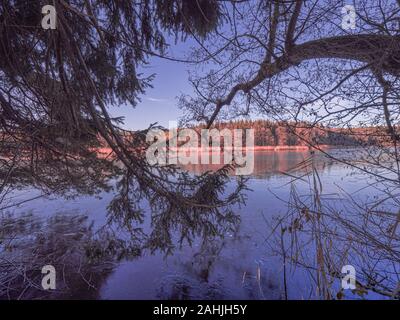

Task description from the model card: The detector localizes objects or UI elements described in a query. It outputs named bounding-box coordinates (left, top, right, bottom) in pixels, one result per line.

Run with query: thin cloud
left=146, top=97, right=169, bottom=103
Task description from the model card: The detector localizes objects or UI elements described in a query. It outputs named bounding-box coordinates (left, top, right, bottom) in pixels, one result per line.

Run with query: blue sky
left=109, top=40, right=196, bottom=130
left=107, top=10, right=365, bottom=131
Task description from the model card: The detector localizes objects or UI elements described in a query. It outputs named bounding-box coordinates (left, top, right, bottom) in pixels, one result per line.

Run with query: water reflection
left=1, top=149, right=398, bottom=299
left=182, top=150, right=334, bottom=178
left=0, top=212, right=140, bottom=299
left=0, top=150, right=245, bottom=299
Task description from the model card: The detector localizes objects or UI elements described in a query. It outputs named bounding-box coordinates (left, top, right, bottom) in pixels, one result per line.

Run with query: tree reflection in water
left=0, top=212, right=140, bottom=299
left=1, top=150, right=399, bottom=299
left=0, top=149, right=246, bottom=299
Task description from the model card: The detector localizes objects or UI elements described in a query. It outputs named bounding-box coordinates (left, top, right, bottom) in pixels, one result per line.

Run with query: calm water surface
left=1, top=149, right=386, bottom=299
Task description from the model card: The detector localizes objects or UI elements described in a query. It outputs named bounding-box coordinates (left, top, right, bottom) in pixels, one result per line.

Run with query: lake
left=0, top=149, right=396, bottom=299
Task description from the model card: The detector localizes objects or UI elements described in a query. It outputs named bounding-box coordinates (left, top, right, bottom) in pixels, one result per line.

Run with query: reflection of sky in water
left=2, top=150, right=392, bottom=299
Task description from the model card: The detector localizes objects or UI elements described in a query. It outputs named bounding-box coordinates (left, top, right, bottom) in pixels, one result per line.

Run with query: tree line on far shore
left=190, top=120, right=386, bottom=147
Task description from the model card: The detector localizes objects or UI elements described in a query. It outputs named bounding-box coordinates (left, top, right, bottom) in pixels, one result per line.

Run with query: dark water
left=0, top=149, right=393, bottom=299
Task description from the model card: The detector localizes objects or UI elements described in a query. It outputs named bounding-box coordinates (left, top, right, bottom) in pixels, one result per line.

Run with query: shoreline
left=95, top=145, right=331, bottom=155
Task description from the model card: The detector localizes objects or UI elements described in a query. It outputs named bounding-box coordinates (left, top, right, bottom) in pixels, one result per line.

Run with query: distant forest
left=192, top=120, right=386, bottom=147
left=1, top=119, right=386, bottom=151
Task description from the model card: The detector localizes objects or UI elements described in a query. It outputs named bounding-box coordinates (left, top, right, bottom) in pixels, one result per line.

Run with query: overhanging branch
left=207, top=34, right=400, bottom=127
